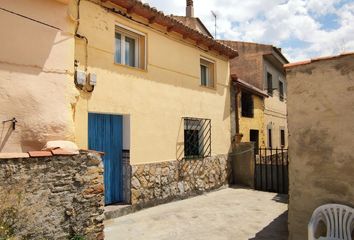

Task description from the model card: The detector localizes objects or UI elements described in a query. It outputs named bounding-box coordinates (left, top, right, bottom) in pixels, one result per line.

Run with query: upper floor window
left=267, top=72, right=273, bottom=96
left=200, top=58, right=215, bottom=88
left=115, top=25, right=146, bottom=69
left=279, top=80, right=284, bottom=101
left=241, top=91, right=254, bottom=118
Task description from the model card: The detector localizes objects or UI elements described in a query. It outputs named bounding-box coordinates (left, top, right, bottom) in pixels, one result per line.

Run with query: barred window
left=183, top=118, right=211, bottom=159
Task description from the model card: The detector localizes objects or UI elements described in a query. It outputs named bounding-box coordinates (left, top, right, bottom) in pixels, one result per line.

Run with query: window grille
left=183, top=117, right=211, bottom=159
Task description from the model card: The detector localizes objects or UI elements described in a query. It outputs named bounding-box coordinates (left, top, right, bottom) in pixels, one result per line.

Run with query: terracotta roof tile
left=284, top=52, right=354, bottom=69
left=51, top=148, right=77, bottom=156
left=28, top=151, right=53, bottom=157
left=101, top=0, right=238, bottom=59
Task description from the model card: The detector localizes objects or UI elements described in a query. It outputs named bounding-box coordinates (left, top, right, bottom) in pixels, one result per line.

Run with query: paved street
left=105, top=187, right=288, bottom=240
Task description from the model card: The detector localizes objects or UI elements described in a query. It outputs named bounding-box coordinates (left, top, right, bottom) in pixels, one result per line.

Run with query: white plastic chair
left=308, top=204, right=354, bottom=240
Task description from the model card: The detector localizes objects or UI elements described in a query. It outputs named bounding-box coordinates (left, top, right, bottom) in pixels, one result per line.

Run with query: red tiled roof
left=284, top=52, right=354, bottom=69
left=231, top=74, right=268, bottom=98
left=101, top=0, right=238, bottom=59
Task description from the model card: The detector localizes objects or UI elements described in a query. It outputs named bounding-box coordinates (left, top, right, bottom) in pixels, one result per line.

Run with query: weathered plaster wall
left=0, top=152, right=104, bottom=239
left=74, top=1, right=231, bottom=165
left=238, top=93, right=266, bottom=147
left=0, top=0, right=78, bottom=152
left=287, top=55, right=354, bottom=240
left=130, top=154, right=230, bottom=208
left=264, top=59, right=288, bottom=148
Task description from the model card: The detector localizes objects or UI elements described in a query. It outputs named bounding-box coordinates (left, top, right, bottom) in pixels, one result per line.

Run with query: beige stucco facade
left=264, top=60, right=288, bottom=148
left=286, top=54, right=354, bottom=240
left=0, top=0, right=77, bottom=152
left=73, top=0, right=232, bottom=165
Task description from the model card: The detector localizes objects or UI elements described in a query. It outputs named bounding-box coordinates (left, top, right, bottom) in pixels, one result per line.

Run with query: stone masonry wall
left=131, top=154, right=230, bottom=208
left=0, top=152, right=104, bottom=240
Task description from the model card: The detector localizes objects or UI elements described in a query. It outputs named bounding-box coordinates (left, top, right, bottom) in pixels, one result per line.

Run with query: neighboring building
left=72, top=0, right=237, bottom=205
left=285, top=53, right=354, bottom=240
left=220, top=41, right=289, bottom=149
left=231, top=75, right=268, bottom=150
left=0, top=0, right=76, bottom=152
left=170, top=0, right=213, bottom=38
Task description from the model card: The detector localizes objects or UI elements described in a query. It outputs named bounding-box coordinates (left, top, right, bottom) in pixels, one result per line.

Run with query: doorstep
left=105, top=204, right=133, bottom=220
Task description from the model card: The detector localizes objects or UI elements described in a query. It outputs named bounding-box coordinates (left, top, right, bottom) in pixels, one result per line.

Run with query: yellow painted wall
left=0, top=0, right=78, bottom=152
left=73, top=1, right=231, bottom=164
left=238, top=93, right=266, bottom=147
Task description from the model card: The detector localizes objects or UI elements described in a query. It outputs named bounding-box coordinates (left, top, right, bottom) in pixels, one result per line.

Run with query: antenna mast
left=211, top=10, right=217, bottom=39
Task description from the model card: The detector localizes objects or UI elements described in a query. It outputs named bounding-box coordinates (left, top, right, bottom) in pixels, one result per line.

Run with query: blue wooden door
left=88, top=113, right=123, bottom=205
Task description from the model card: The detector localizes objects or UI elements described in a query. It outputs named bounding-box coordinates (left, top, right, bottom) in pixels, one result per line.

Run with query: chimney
left=186, top=0, right=194, bottom=17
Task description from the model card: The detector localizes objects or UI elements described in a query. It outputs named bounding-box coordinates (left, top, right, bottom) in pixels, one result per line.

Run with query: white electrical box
left=88, top=73, right=97, bottom=86
left=75, top=70, right=86, bottom=85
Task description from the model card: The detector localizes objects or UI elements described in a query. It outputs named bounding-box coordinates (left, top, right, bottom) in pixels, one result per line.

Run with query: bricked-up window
left=267, top=72, right=273, bottom=96
left=241, top=92, right=254, bottom=118
left=200, top=58, right=215, bottom=88
left=115, top=25, right=146, bottom=69
left=184, top=118, right=211, bottom=159
left=279, top=80, right=284, bottom=101
left=280, top=129, right=285, bottom=147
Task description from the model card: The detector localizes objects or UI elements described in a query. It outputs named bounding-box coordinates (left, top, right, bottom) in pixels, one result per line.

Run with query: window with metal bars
left=183, top=117, right=211, bottom=159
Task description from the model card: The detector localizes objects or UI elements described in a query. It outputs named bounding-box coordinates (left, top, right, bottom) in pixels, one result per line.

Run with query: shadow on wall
left=0, top=123, right=13, bottom=152
left=249, top=211, right=289, bottom=240
left=0, top=4, right=62, bottom=75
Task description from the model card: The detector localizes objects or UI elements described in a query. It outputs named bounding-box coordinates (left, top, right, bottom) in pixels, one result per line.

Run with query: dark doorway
left=250, top=129, right=259, bottom=152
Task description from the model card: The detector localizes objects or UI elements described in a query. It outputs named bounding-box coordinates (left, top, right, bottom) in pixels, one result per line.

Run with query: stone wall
left=286, top=54, right=354, bottom=240
left=0, top=152, right=104, bottom=240
left=131, top=154, right=230, bottom=208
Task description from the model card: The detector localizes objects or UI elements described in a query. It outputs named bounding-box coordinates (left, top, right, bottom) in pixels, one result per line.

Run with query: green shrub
left=70, top=235, right=86, bottom=240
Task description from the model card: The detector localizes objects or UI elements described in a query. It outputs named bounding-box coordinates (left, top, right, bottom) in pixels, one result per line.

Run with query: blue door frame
left=88, top=113, right=123, bottom=205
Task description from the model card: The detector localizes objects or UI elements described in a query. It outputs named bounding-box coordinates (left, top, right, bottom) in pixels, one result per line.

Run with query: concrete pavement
left=104, top=187, right=288, bottom=240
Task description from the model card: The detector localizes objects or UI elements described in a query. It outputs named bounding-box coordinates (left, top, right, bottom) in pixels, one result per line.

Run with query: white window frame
left=200, top=63, right=210, bottom=86
left=200, top=57, right=215, bottom=88
left=115, top=24, right=146, bottom=69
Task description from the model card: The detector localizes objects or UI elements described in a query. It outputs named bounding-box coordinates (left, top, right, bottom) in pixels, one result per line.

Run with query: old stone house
left=285, top=52, right=354, bottom=240
left=0, top=0, right=238, bottom=208
left=220, top=41, right=289, bottom=149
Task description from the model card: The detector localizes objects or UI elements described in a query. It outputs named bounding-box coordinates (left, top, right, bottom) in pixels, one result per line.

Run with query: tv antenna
left=211, top=10, right=217, bottom=39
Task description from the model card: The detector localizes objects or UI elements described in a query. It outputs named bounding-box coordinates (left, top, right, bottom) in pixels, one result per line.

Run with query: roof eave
left=101, top=0, right=238, bottom=59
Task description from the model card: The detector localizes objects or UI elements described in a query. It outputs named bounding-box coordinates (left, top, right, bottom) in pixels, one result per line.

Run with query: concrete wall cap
left=0, top=152, right=30, bottom=159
